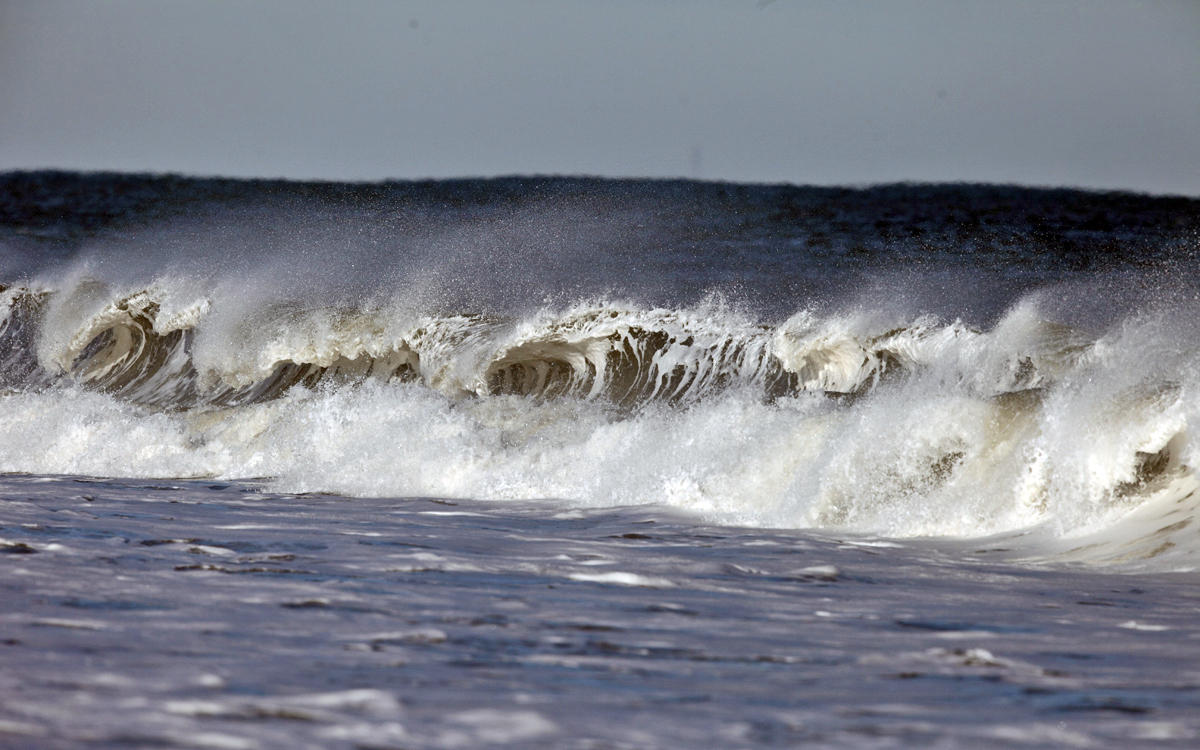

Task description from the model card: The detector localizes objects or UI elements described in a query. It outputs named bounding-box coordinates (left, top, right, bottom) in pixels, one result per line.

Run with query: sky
left=1, top=0, right=1197, bottom=195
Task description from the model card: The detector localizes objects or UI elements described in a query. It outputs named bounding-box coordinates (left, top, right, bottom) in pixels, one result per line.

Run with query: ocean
left=2, top=171, right=1199, bottom=748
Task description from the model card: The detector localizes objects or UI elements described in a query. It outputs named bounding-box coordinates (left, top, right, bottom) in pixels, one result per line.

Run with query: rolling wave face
left=0, top=285, right=50, bottom=389
left=0, top=284, right=1092, bottom=409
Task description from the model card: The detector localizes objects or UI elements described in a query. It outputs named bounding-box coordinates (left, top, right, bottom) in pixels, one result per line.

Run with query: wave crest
left=1, top=285, right=1098, bottom=410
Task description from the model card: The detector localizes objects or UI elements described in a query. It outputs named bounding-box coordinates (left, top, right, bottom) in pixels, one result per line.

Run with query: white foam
left=2, top=286, right=1199, bottom=562
left=568, top=571, right=676, bottom=588
left=442, top=709, right=557, bottom=745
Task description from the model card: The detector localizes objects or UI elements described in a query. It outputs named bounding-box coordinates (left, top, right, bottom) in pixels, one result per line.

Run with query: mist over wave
left=2, top=171, right=1199, bottom=564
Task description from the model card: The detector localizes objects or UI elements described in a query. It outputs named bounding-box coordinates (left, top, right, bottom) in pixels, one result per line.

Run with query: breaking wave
left=3, top=172, right=1199, bottom=568
left=2, top=280, right=1199, bottom=569
left=1, top=283, right=1089, bottom=407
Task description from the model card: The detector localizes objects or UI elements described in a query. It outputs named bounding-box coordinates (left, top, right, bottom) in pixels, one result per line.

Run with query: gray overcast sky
left=1, top=0, right=1197, bottom=194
